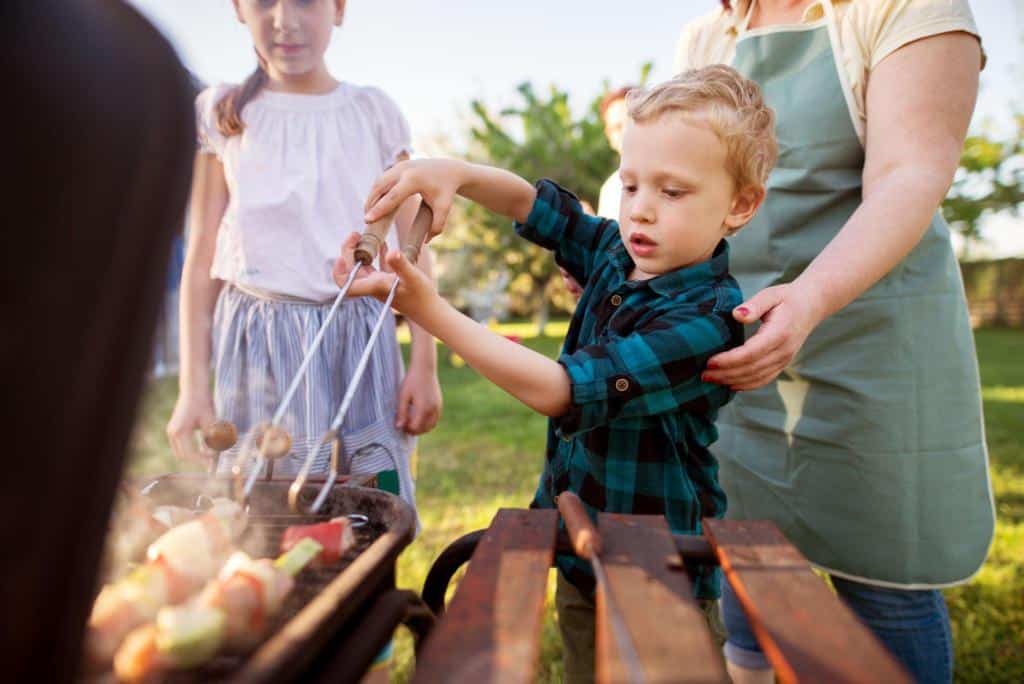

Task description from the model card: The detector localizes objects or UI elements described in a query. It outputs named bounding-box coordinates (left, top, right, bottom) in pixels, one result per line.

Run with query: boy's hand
left=364, top=159, right=466, bottom=242
left=333, top=233, right=437, bottom=318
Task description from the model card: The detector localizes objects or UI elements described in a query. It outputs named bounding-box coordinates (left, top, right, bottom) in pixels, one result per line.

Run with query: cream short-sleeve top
left=674, top=0, right=983, bottom=142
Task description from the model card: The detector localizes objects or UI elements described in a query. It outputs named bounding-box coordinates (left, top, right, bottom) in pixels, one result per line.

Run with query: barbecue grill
left=83, top=475, right=432, bottom=684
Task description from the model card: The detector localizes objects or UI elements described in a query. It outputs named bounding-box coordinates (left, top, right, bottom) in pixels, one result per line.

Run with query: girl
left=166, top=0, right=441, bottom=519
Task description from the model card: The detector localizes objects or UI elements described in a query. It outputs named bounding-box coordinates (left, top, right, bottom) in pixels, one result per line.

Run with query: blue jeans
left=721, top=575, right=953, bottom=683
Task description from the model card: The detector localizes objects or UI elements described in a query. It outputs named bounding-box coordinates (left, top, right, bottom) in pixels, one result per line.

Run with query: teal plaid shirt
left=515, top=179, right=744, bottom=600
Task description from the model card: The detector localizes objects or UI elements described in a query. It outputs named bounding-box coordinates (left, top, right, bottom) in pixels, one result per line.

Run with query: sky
left=129, top=0, right=1022, bottom=256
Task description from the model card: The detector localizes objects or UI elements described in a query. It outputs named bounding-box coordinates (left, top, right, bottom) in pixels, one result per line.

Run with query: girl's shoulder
left=340, top=83, right=412, bottom=163
left=195, top=83, right=235, bottom=114
left=195, top=83, right=236, bottom=158
left=341, top=82, right=404, bottom=117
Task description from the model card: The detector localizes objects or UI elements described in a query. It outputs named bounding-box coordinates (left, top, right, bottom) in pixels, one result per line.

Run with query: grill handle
left=354, top=207, right=400, bottom=264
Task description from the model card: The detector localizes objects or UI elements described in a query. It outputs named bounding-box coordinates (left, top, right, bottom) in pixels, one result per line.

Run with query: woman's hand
left=703, top=284, right=826, bottom=391
left=396, top=362, right=442, bottom=435
left=166, top=391, right=217, bottom=464
left=333, top=233, right=438, bottom=318
left=365, top=159, right=468, bottom=242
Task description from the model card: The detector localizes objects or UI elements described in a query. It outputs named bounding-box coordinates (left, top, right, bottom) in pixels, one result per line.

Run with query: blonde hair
left=627, top=65, right=778, bottom=191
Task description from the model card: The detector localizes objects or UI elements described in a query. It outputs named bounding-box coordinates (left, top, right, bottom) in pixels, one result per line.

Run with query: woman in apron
left=676, top=1, right=994, bottom=682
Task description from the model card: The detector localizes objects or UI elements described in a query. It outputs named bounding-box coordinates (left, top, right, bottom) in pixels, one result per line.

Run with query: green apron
left=716, top=0, right=994, bottom=587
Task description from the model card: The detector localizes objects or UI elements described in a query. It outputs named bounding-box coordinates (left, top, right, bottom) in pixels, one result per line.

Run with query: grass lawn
left=127, top=326, right=1023, bottom=683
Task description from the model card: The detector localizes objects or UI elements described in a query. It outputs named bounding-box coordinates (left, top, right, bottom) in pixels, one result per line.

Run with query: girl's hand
left=333, top=234, right=437, bottom=318
left=702, top=284, right=826, bottom=391
left=166, top=391, right=217, bottom=464
left=396, top=362, right=442, bottom=435
left=364, top=159, right=466, bottom=241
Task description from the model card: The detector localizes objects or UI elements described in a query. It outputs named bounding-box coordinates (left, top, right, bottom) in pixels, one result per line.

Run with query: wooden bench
left=411, top=509, right=912, bottom=684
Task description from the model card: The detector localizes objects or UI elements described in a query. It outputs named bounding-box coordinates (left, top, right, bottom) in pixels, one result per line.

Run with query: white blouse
left=196, top=82, right=412, bottom=301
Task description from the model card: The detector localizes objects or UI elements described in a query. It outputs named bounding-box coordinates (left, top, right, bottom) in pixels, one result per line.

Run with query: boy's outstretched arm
left=364, top=159, right=537, bottom=241
left=334, top=237, right=571, bottom=418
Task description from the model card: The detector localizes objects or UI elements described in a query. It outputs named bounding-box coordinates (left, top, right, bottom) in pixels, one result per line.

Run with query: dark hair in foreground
left=4, top=1, right=195, bottom=679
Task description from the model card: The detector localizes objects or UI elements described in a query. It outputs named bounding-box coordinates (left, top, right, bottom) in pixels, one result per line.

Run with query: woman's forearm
left=792, top=166, right=954, bottom=322
left=793, top=32, right=978, bottom=324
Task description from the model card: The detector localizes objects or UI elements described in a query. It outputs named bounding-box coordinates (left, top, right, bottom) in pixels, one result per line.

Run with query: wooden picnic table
left=411, top=509, right=913, bottom=684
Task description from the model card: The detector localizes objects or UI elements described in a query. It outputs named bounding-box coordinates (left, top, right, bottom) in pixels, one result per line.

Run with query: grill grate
left=86, top=475, right=414, bottom=683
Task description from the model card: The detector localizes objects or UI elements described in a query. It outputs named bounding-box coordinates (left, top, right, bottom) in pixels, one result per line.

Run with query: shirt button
left=615, top=378, right=630, bottom=392
left=610, top=294, right=623, bottom=306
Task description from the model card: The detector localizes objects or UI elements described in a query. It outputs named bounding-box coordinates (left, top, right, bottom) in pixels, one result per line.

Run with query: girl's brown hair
left=215, top=51, right=268, bottom=137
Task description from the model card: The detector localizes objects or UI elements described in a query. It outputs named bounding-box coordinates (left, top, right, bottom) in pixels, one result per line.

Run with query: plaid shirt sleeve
left=555, top=307, right=736, bottom=436
left=514, top=179, right=617, bottom=285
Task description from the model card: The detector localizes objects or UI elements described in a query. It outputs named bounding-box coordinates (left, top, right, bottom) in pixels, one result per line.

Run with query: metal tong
left=558, top=491, right=648, bottom=683
left=229, top=207, right=408, bottom=505
left=288, top=201, right=434, bottom=514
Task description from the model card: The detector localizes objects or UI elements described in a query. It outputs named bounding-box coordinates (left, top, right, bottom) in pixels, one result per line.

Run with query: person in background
left=560, top=85, right=636, bottom=298
left=676, top=2, right=994, bottom=682
left=596, top=85, right=634, bottom=218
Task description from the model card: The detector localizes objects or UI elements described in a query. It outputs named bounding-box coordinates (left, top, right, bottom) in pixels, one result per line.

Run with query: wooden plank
left=596, top=514, right=729, bottom=684
left=413, top=509, right=558, bottom=684
left=704, top=519, right=913, bottom=684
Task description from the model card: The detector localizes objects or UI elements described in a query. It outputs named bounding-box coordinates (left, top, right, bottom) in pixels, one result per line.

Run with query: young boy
left=337, top=64, right=778, bottom=681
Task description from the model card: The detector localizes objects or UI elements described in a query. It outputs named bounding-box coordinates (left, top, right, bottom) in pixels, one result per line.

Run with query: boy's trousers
left=555, top=571, right=728, bottom=683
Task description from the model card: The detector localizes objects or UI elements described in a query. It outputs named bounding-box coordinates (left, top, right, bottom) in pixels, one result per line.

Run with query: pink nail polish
left=707, top=361, right=719, bottom=369
left=736, top=307, right=750, bottom=317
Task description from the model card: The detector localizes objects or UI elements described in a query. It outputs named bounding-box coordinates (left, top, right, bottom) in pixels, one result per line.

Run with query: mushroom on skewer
left=200, top=420, right=238, bottom=453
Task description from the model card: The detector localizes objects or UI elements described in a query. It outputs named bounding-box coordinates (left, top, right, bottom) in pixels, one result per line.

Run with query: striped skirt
left=211, top=284, right=416, bottom=515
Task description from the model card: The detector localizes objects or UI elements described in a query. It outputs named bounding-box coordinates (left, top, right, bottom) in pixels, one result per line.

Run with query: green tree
left=435, top=65, right=651, bottom=334
left=943, top=115, right=1024, bottom=259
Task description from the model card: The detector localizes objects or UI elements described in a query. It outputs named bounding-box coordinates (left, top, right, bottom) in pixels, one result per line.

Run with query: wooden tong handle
left=402, top=203, right=433, bottom=263
left=354, top=208, right=400, bottom=264
left=557, top=491, right=601, bottom=560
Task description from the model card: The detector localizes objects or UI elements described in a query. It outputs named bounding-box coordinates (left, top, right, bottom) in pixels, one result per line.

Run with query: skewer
left=289, top=202, right=434, bottom=514
left=231, top=209, right=401, bottom=505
